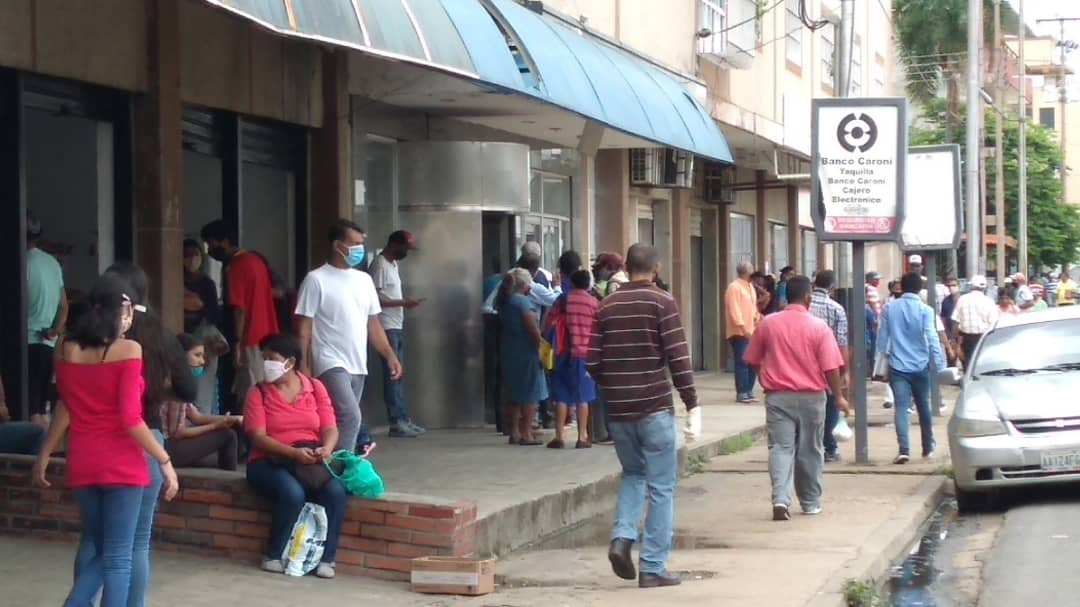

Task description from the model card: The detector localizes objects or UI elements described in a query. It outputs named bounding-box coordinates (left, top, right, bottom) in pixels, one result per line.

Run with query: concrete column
left=787, top=185, right=800, bottom=273
left=670, top=189, right=692, bottom=323
left=755, top=170, right=768, bottom=272
left=575, top=154, right=596, bottom=261
left=310, top=50, right=351, bottom=268
left=595, top=149, right=633, bottom=256
left=133, top=0, right=184, bottom=331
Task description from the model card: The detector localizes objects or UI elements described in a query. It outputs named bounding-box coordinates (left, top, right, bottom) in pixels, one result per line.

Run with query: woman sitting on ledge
left=160, top=334, right=243, bottom=471
left=244, top=333, right=345, bottom=579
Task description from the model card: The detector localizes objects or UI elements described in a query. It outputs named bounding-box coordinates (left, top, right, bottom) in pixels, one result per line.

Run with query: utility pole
left=1038, top=17, right=1080, bottom=205
left=994, top=0, right=1006, bottom=280
left=966, top=0, right=983, bottom=279
left=1019, top=0, right=1028, bottom=276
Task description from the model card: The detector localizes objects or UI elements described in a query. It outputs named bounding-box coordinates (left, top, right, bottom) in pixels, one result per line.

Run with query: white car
left=947, top=306, right=1080, bottom=511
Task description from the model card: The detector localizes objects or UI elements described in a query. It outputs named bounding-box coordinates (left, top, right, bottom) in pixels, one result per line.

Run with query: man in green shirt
left=25, top=214, right=67, bottom=427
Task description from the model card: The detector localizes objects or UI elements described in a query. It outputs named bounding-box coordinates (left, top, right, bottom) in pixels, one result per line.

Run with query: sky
left=1012, top=0, right=1080, bottom=67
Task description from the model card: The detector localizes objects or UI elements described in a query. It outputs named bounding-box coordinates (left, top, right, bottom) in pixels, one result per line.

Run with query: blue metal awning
left=202, top=0, right=732, bottom=163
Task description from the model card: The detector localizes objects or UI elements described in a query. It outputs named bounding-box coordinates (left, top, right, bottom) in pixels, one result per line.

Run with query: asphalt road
left=980, top=495, right=1080, bottom=607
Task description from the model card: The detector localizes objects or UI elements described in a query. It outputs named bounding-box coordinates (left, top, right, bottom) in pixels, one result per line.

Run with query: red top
left=548, top=289, right=599, bottom=359
left=744, top=306, right=844, bottom=393
left=56, top=359, right=149, bottom=488
left=228, top=252, right=280, bottom=348
left=243, top=374, right=337, bottom=462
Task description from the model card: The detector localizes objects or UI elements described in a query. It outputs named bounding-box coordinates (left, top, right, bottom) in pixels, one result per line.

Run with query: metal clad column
left=393, top=142, right=529, bottom=428
left=0, top=69, right=28, bottom=420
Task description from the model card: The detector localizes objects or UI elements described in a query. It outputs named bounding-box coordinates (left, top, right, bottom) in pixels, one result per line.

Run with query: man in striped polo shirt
left=588, top=243, right=701, bottom=589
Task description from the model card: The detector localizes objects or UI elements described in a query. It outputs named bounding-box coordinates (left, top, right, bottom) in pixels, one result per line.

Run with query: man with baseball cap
left=951, top=275, right=998, bottom=366
left=25, top=212, right=68, bottom=428
left=369, top=230, right=426, bottom=438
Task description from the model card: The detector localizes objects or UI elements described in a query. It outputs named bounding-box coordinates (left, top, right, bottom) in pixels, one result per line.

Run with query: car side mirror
left=938, top=367, right=963, bottom=386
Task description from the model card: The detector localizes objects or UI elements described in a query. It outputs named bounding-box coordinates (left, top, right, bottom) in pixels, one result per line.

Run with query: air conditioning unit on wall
left=703, top=161, right=735, bottom=205
left=629, top=148, right=695, bottom=188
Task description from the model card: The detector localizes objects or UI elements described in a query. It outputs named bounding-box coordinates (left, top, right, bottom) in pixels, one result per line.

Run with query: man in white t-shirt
left=369, top=230, right=426, bottom=438
left=295, top=219, right=402, bottom=454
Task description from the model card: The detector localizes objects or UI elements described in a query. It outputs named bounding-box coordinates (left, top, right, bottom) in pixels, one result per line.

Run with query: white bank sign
left=811, top=98, right=907, bottom=242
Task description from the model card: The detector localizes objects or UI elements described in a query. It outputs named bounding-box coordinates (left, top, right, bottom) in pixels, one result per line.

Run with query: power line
left=719, top=0, right=785, bottom=34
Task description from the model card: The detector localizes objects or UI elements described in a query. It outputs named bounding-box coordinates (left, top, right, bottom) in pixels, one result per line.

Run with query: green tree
left=912, top=99, right=1080, bottom=269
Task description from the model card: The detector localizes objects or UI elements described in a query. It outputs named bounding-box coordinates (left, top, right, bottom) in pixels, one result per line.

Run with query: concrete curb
left=477, top=422, right=768, bottom=559
left=804, top=474, right=950, bottom=607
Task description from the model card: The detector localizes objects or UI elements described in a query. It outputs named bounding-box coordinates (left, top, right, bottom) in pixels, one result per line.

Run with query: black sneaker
left=772, top=504, right=791, bottom=521
left=639, top=571, right=682, bottom=588
left=824, top=452, right=841, bottom=463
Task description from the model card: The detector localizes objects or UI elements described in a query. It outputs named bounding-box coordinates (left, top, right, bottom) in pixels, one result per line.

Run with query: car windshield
left=975, top=318, right=1080, bottom=376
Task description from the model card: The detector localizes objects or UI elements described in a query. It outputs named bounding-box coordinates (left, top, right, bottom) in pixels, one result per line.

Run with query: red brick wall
left=0, top=455, right=477, bottom=581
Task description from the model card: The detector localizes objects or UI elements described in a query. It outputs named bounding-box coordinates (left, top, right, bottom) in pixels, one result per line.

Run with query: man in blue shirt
left=876, top=272, right=946, bottom=464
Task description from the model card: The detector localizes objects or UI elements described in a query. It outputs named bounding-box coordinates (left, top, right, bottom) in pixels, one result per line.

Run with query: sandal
left=547, top=439, right=565, bottom=449
left=576, top=440, right=592, bottom=449
left=518, top=438, right=544, bottom=446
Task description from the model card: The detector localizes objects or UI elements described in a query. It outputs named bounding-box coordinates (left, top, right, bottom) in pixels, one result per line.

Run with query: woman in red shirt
left=34, top=273, right=179, bottom=607
left=244, top=333, right=344, bottom=579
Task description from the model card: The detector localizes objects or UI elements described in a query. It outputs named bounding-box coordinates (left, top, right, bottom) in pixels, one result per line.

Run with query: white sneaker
left=803, top=505, right=823, bottom=515
left=261, top=559, right=285, bottom=574
left=316, top=562, right=336, bottom=579
left=894, top=454, right=911, bottom=465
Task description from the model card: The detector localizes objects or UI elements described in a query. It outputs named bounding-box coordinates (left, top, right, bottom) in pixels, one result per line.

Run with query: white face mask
left=263, top=359, right=292, bottom=383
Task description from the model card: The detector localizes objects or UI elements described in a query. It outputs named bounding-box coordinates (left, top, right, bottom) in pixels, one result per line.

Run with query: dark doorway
left=691, top=235, right=706, bottom=370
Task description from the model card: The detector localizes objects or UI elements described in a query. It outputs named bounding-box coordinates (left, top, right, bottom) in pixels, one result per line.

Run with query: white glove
left=684, top=406, right=703, bottom=442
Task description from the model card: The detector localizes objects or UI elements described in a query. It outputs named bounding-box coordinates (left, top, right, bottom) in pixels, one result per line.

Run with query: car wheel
left=955, top=482, right=996, bottom=513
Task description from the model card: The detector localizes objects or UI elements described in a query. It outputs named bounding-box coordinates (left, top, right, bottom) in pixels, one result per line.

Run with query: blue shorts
left=551, top=356, right=597, bottom=405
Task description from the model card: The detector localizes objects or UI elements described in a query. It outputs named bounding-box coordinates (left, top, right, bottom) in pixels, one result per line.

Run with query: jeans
left=75, top=431, right=163, bottom=607
left=889, top=368, right=935, bottom=457
left=729, top=337, right=756, bottom=398
left=0, top=421, right=45, bottom=454
left=609, top=411, right=678, bottom=575
left=766, top=392, right=826, bottom=509
left=67, top=487, right=144, bottom=607
left=824, top=392, right=839, bottom=456
left=320, top=368, right=368, bottom=452
left=27, top=343, right=54, bottom=417
left=382, top=329, right=409, bottom=425
left=246, top=459, right=346, bottom=563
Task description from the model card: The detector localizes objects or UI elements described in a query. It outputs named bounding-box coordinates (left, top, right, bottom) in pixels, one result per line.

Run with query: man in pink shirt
left=745, top=275, right=848, bottom=521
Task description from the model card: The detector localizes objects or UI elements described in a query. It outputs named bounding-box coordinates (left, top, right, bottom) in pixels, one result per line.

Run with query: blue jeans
left=889, top=368, right=935, bottom=457
left=74, top=431, right=163, bottom=607
left=729, top=337, right=757, bottom=398
left=246, top=459, right=346, bottom=563
left=66, top=486, right=144, bottom=607
left=609, top=411, right=678, bottom=575
left=0, top=421, right=45, bottom=454
left=824, top=392, right=839, bottom=456
left=382, top=329, right=408, bottom=425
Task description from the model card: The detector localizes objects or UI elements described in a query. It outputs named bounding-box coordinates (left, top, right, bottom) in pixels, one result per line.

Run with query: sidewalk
left=3, top=376, right=951, bottom=606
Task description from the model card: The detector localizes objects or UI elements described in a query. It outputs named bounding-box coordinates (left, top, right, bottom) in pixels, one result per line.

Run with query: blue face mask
left=192, top=366, right=207, bottom=378
left=347, top=245, right=366, bottom=268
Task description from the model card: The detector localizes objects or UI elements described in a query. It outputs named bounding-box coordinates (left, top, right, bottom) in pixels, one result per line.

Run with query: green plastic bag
left=326, top=450, right=385, bottom=499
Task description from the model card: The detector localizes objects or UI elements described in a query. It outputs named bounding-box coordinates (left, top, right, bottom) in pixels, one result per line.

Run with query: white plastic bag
left=872, top=353, right=891, bottom=382
left=281, top=502, right=328, bottom=577
left=832, top=418, right=853, bottom=443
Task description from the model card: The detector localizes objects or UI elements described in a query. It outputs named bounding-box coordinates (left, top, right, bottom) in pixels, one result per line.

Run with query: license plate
left=1041, top=450, right=1080, bottom=472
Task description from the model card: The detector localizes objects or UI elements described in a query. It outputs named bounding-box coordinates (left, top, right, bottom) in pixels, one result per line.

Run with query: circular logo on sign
left=836, top=113, right=878, bottom=153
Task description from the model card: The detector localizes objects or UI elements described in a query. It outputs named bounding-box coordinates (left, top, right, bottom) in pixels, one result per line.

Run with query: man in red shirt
left=744, top=275, right=847, bottom=521
left=201, top=220, right=280, bottom=410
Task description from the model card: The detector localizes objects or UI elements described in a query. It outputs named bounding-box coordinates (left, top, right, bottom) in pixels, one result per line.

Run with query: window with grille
left=730, top=213, right=755, bottom=279
left=821, top=24, right=835, bottom=88
left=785, top=0, right=803, bottom=67
left=698, top=0, right=726, bottom=55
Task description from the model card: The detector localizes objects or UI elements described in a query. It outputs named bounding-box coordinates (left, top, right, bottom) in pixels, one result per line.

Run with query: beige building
left=1020, top=36, right=1080, bottom=208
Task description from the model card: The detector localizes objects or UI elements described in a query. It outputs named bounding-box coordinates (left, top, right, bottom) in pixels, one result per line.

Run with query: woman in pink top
left=33, top=273, right=179, bottom=607
left=244, top=333, right=344, bottom=579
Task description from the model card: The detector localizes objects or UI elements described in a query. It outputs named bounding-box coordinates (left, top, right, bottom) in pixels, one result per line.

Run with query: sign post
left=812, top=98, right=907, bottom=465
left=901, top=145, right=964, bottom=417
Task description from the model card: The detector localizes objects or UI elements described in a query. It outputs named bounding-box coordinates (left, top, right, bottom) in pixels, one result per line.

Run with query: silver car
left=947, top=305, right=1080, bottom=511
